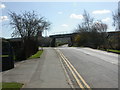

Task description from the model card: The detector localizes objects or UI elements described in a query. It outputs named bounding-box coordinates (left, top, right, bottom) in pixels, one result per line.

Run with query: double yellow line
left=57, top=49, right=91, bottom=90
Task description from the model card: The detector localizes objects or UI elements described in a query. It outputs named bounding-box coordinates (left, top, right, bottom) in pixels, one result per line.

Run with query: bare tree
left=73, top=10, right=108, bottom=49
left=91, top=22, right=108, bottom=49
left=9, top=11, right=51, bottom=58
left=113, top=1, right=120, bottom=31
left=82, top=10, right=94, bottom=32
left=112, top=2, right=120, bottom=50
left=92, top=21, right=107, bottom=32
left=9, top=11, right=50, bottom=38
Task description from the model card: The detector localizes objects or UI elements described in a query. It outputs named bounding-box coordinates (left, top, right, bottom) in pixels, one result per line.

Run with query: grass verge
left=28, top=50, right=43, bottom=59
left=0, top=55, right=9, bottom=57
left=99, top=48, right=120, bottom=54
left=1, top=82, right=23, bottom=90
left=107, top=49, right=120, bottom=53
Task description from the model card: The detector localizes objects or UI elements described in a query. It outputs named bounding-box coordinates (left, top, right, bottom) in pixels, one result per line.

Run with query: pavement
left=2, top=48, right=70, bottom=88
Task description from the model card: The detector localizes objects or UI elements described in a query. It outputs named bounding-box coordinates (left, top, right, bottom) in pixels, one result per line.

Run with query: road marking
left=57, top=49, right=91, bottom=90
left=58, top=54, right=75, bottom=89
left=60, top=54, right=84, bottom=89
left=61, top=52, right=91, bottom=89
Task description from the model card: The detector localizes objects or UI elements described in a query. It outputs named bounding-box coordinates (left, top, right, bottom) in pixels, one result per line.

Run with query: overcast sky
left=0, top=1, right=118, bottom=38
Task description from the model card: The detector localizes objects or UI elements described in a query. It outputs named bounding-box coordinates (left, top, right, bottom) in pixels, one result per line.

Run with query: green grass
left=1, top=82, right=23, bottom=90
left=99, top=48, right=120, bottom=54
left=0, top=55, right=9, bottom=58
left=107, top=49, right=120, bottom=53
left=28, top=50, right=43, bottom=59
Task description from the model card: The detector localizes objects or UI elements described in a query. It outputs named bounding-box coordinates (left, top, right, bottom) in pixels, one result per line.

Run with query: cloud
left=0, top=4, right=5, bottom=9
left=102, top=17, right=110, bottom=22
left=70, top=14, right=83, bottom=19
left=58, top=12, right=63, bottom=14
left=92, top=9, right=111, bottom=14
left=0, top=16, right=9, bottom=21
left=61, top=24, right=68, bottom=27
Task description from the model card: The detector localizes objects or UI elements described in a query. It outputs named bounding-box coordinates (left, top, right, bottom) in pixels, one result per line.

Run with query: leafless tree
left=113, top=1, right=120, bottom=31
left=74, top=10, right=108, bottom=49
left=82, top=10, right=94, bottom=32
left=92, top=21, right=107, bottom=32
left=9, top=11, right=51, bottom=58
left=9, top=11, right=50, bottom=38
left=91, top=22, right=108, bottom=49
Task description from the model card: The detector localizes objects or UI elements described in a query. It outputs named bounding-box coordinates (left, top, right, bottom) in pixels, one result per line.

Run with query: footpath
left=2, top=48, right=70, bottom=88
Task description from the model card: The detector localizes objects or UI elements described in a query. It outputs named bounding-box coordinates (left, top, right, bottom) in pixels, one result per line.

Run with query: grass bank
left=1, top=82, right=23, bottom=90
left=28, top=50, right=43, bottom=59
left=99, top=48, right=120, bottom=54
left=107, top=49, right=120, bottom=54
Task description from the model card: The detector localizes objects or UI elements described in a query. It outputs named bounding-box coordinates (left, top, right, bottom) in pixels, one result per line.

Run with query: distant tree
left=73, top=10, right=108, bottom=49
left=91, top=22, right=108, bottom=49
left=81, top=10, right=94, bottom=32
left=9, top=11, right=51, bottom=58
left=92, top=22, right=107, bottom=32
left=112, top=1, right=120, bottom=50
left=113, top=1, right=120, bottom=30
left=74, top=34, right=81, bottom=46
left=74, top=24, right=90, bottom=46
left=73, top=10, right=94, bottom=47
left=9, top=11, right=50, bottom=38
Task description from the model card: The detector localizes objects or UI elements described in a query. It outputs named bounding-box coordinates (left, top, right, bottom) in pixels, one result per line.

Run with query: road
left=56, top=47, right=118, bottom=88
left=2, top=47, right=119, bottom=89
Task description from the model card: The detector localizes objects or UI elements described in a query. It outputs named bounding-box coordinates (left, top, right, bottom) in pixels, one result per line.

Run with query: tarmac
left=2, top=48, right=70, bottom=88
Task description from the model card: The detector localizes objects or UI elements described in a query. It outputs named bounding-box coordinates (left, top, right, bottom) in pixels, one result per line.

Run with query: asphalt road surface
left=56, top=47, right=119, bottom=88
left=2, top=47, right=119, bottom=89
